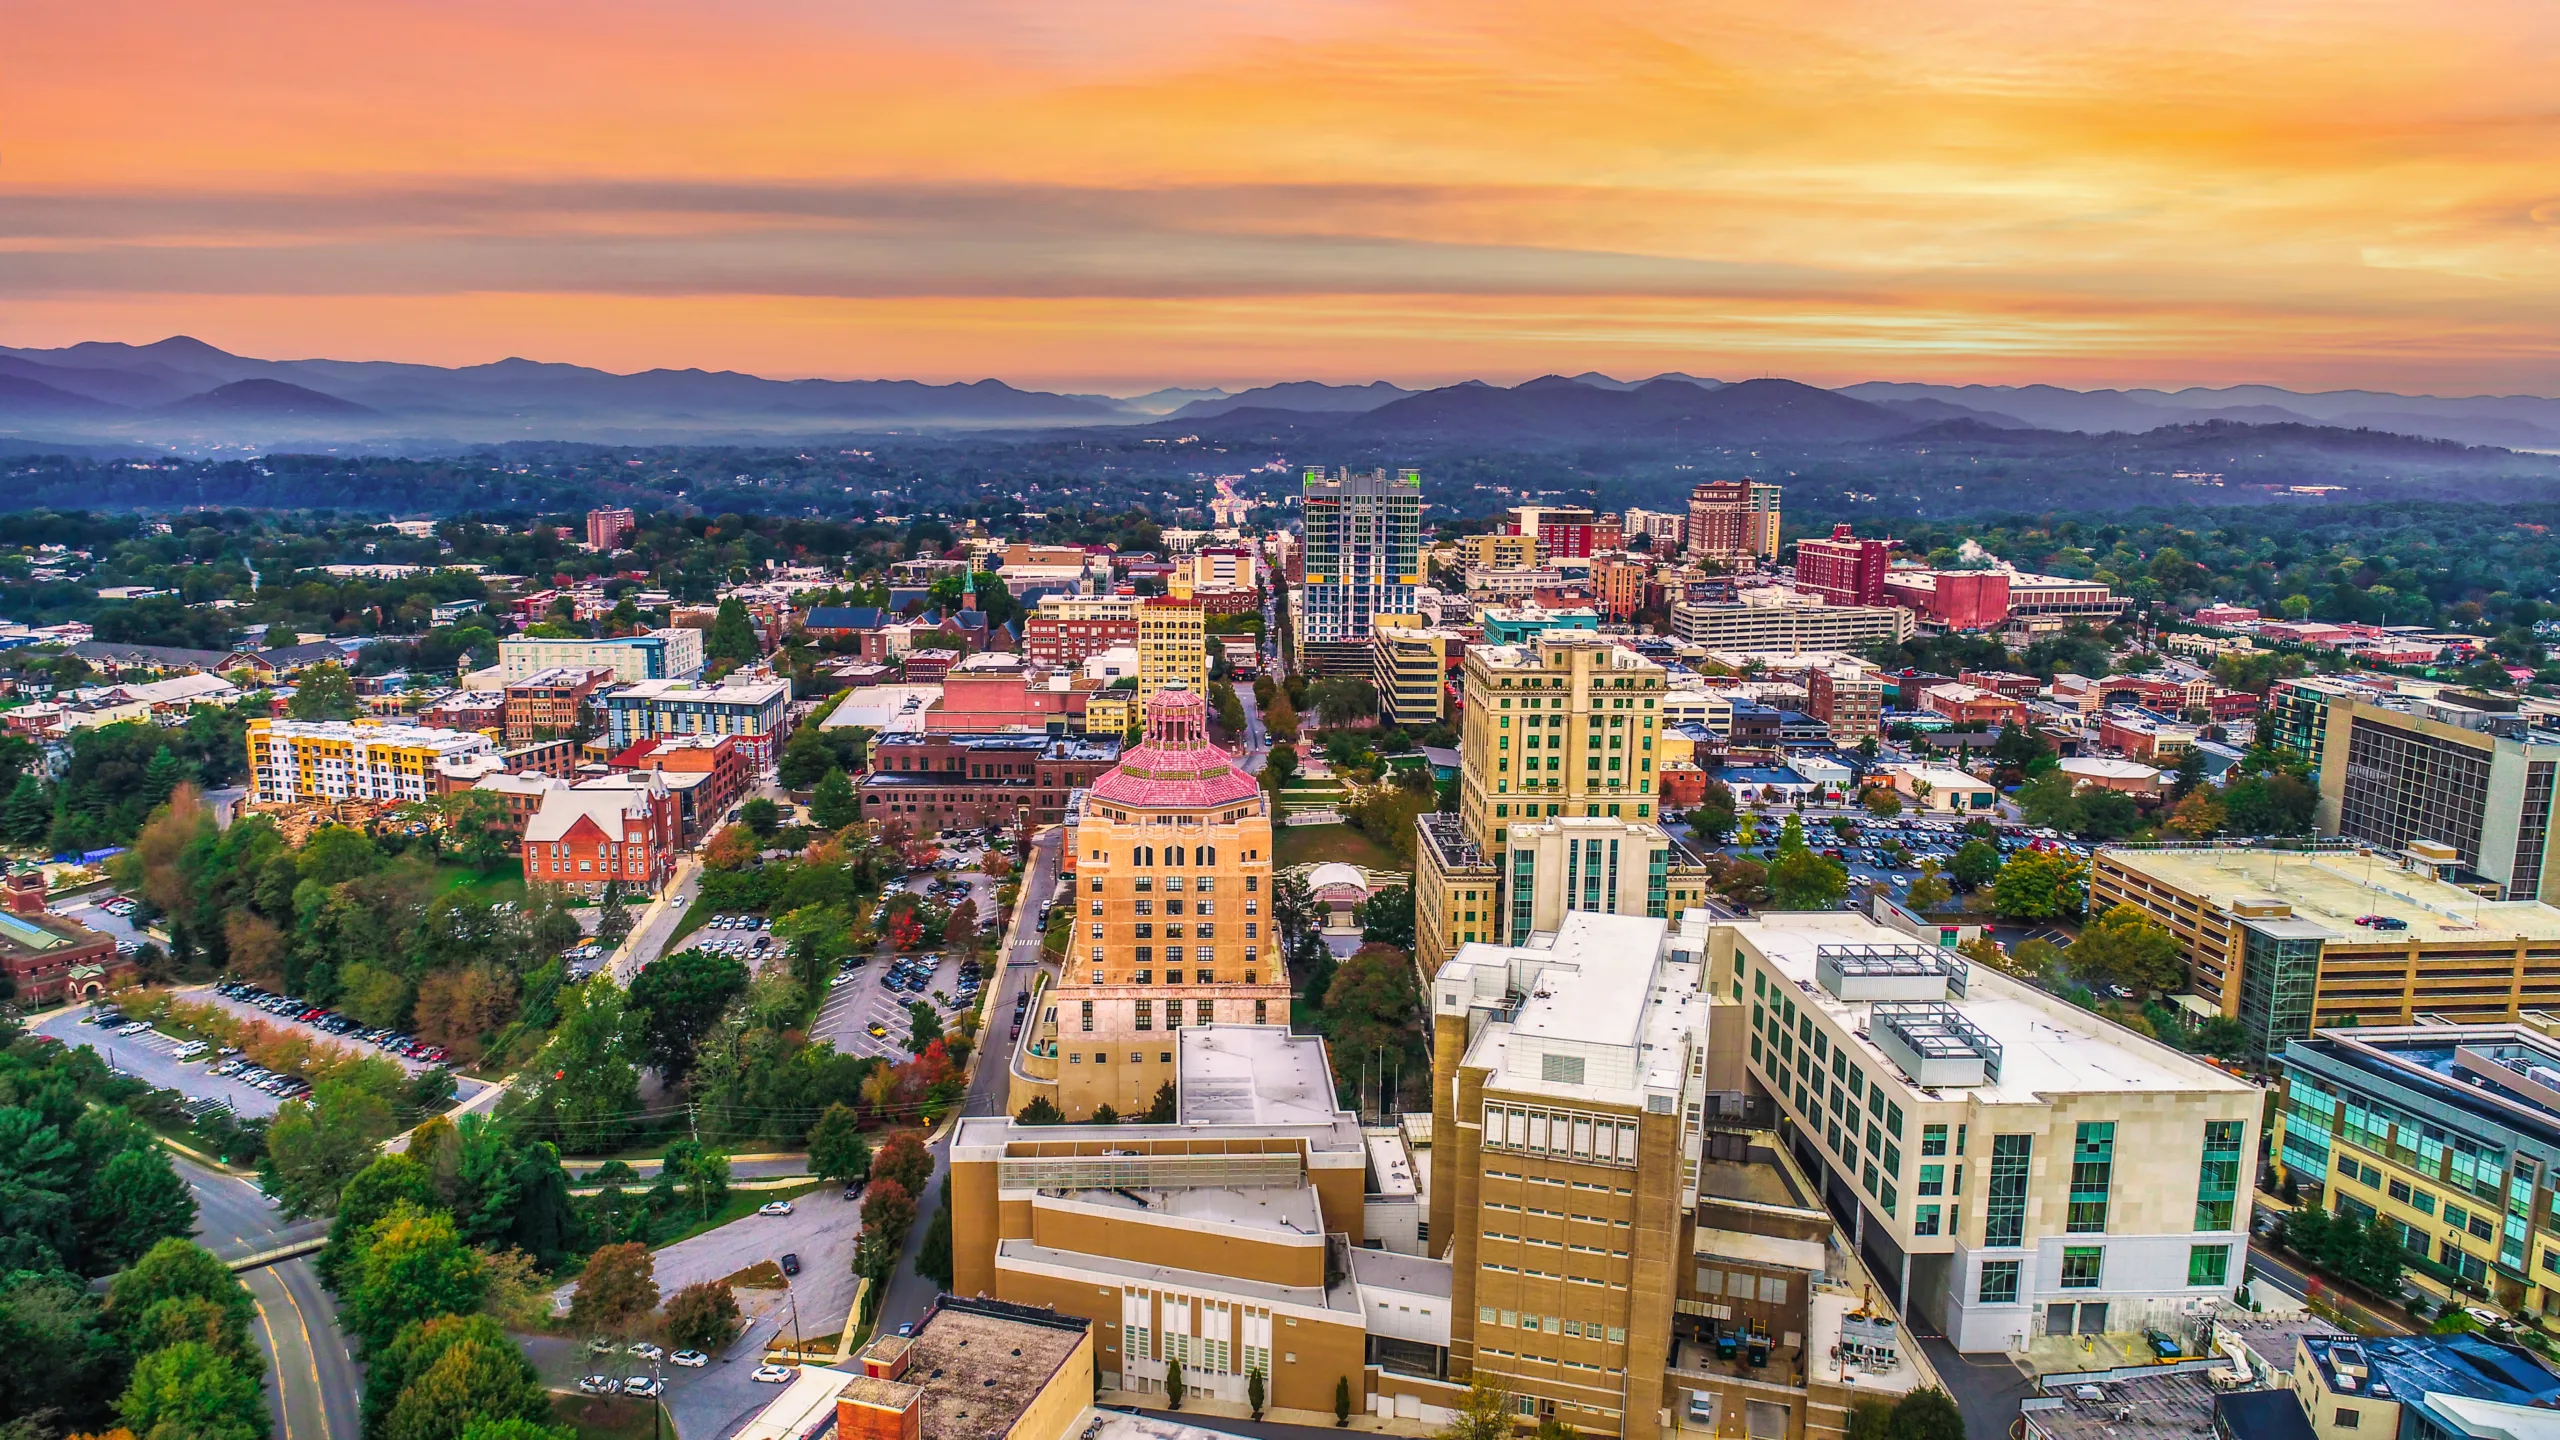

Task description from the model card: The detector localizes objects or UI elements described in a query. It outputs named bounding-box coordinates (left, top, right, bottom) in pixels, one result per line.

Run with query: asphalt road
left=870, top=826, right=1062, bottom=1342
left=172, top=1154, right=355, bottom=1440
left=613, top=856, right=706, bottom=984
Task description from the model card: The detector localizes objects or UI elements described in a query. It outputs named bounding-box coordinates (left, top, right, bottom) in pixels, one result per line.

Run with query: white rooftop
left=1734, top=912, right=2254, bottom=1101
left=822, top=684, right=944, bottom=733
left=1055, top=1182, right=1323, bottom=1240
left=1179, top=1026, right=1344, bottom=1128
left=1440, top=910, right=1712, bottom=1109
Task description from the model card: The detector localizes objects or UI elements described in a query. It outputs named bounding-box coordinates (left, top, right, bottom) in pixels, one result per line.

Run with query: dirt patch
left=723, top=1259, right=788, bottom=1289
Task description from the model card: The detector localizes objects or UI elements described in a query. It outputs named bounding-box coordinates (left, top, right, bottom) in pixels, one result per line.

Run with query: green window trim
left=2188, top=1244, right=2231, bottom=1287
left=2069, top=1122, right=2116, bottom=1235
left=1986, top=1135, right=2032, bottom=1248
left=2059, top=1246, right=2104, bottom=1289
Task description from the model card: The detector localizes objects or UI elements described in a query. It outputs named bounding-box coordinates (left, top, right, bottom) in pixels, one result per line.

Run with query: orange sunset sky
left=10, top=0, right=2560, bottom=392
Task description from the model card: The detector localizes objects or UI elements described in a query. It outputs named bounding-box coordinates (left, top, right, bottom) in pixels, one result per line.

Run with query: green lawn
left=549, top=1392, right=662, bottom=1440
left=438, top=861, right=527, bottom=899
left=1274, top=824, right=1403, bottom=873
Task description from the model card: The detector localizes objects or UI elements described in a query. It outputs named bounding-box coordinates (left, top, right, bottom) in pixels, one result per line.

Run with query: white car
left=758, top=1200, right=795, bottom=1217
left=623, top=1376, right=664, bottom=1398
left=628, top=1342, right=664, bottom=1362
left=752, top=1364, right=795, bottom=1383
left=577, top=1375, right=621, bottom=1395
left=671, top=1350, right=709, bottom=1368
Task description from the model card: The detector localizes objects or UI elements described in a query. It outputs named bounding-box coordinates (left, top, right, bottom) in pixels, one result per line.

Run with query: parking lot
left=190, top=985, right=468, bottom=1077
left=30, top=1005, right=300, bottom=1118
left=811, top=948, right=987, bottom=1062
left=1708, top=812, right=2094, bottom=900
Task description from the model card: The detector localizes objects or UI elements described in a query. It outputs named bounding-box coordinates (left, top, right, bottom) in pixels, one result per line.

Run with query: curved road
left=176, top=1156, right=361, bottom=1440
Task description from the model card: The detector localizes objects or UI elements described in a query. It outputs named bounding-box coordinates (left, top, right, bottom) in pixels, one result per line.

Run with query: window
left=1978, top=1260, right=2020, bottom=1304
left=1919, top=1164, right=1945, bottom=1197
left=1915, top=1205, right=1941, bottom=1237
left=1134, top=1001, right=1153, bottom=1031
left=1922, top=1124, right=1948, bottom=1158
left=1080, top=1000, right=1093, bottom=1032
left=2197, top=1120, right=2244, bottom=1231
left=2069, top=1123, right=2115, bottom=1234
left=1985, top=1135, right=2032, bottom=1247
left=2060, top=1247, right=2104, bottom=1289
left=2335, top=1412, right=2361, bottom=1430
left=2188, top=1244, right=2230, bottom=1287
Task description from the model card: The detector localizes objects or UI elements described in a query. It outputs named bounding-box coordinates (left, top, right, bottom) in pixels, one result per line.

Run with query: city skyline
left=12, top=0, right=2560, bottom=392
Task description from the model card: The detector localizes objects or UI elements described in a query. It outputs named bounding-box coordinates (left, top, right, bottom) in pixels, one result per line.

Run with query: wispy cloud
left=8, top=0, right=2560, bottom=389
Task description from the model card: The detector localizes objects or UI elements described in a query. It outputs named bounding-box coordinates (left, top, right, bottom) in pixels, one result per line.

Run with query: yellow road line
left=276, top=1270, right=334, bottom=1440
left=252, top=1287, right=297, bottom=1440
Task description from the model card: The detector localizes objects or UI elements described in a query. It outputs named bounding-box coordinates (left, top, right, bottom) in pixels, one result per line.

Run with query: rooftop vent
left=1869, top=1001, right=2003, bottom=1088
left=1816, top=944, right=1969, bottom=1002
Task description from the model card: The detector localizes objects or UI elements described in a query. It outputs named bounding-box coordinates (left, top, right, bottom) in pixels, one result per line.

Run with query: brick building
left=1684, top=480, right=1782, bottom=562
left=0, top=866, right=127, bottom=1004
left=1592, top=554, right=1649, bottom=619
left=503, top=665, right=616, bottom=744
left=859, top=732, right=1122, bottom=829
left=609, top=733, right=748, bottom=841
left=1793, top=524, right=1892, bottom=606
left=521, top=774, right=681, bottom=896
left=585, top=506, right=637, bottom=551
left=1805, top=665, right=1885, bottom=742
left=1022, top=594, right=1140, bottom=668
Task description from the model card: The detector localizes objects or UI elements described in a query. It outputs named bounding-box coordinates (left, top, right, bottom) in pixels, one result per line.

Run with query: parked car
left=671, top=1350, right=708, bottom=1368
left=577, top=1375, right=621, bottom=1395
left=628, top=1342, right=664, bottom=1362
left=752, top=1364, right=795, bottom=1383
left=623, top=1376, right=664, bottom=1398
left=758, top=1200, right=795, bottom=1217
left=780, top=1253, right=801, bottom=1276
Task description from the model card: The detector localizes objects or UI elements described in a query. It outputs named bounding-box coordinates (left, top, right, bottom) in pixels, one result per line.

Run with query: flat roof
left=1180, top=1027, right=1344, bottom=1127
left=1695, top=1226, right=1826, bottom=1273
left=734, top=1366, right=857, bottom=1440
left=997, top=1240, right=1361, bottom=1316
left=896, top=1300, right=1091, bottom=1440
left=1736, top=913, right=2254, bottom=1100
left=1053, top=1182, right=1323, bottom=1240
left=2102, top=846, right=2560, bottom=943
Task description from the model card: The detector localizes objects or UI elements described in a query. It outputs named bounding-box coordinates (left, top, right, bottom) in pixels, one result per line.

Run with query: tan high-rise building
left=1036, top=689, right=1293, bottom=1119
left=1685, top=481, right=1782, bottom=564
left=1413, top=631, right=1710, bottom=983
left=1137, top=596, right=1208, bottom=722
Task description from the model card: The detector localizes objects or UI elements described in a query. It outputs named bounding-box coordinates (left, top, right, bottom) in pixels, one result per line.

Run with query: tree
left=943, top=898, right=979, bottom=957
left=1768, top=847, right=1849, bottom=911
left=1089, top=1104, right=1121, bottom=1125
left=873, top=1132, right=933, bottom=1196
left=628, top=948, right=750, bottom=1084
left=2078, top=788, right=2141, bottom=840
left=1166, top=1358, right=1186, bottom=1411
left=2068, top=904, right=2187, bottom=995
left=917, top=1187, right=954, bottom=1289
left=703, top=823, right=760, bottom=871
left=1322, top=944, right=1426, bottom=1105
left=106, top=1240, right=256, bottom=1354
left=1337, top=1375, right=1354, bottom=1427
left=288, top=662, right=362, bottom=721
left=117, top=1341, right=265, bottom=1440
left=810, top=769, right=860, bottom=830
left=661, top=1140, right=732, bottom=1219
left=346, top=1204, right=488, bottom=1354
left=461, top=1422, right=576, bottom=1440
left=2224, top=772, right=2318, bottom=836
left=1143, top=1081, right=1178, bottom=1124
left=593, top=881, right=633, bottom=948
left=438, top=789, right=520, bottom=873
left=1949, top=839, right=2002, bottom=892
left=79, top=1147, right=199, bottom=1272
left=321, top=1153, right=438, bottom=1288
left=1439, top=1377, right=1515, bottom=1440
left=1248, top=1367, right=1266, bottom=1420
left=2166, top=791, right=2226, bottom=839
left=1904, top=862, right=1953, bottom=912
left=662, top=1281, right=743, bottom=1352
left=705, top=598, right=763, bottom=668
left=862, top=1177, right=918, bottom=1242
left=907, top=999, right=945, bottom=1055
left=1356, top=886, right=1415, bottom=950
left=740, top=797, right=782, bottom=838
left=1991, top=849, right=2088, bottom=921
left=383, top=1326, right=553, bottom=1440
left=2012, top=771, right=2082, bottom=832
left=1263, top=742, right=1299, bottom=794
left=261, top=1077, right=401, bottom=1217
left=519, top=978, right=642, bottom=1150
left=1, top=773, right=52, bottom=845
left=1014, top=1096, right=1065, bottom=1125
left=1861, top=787, right=1903, bottom=819
left=807, top=1105, right=874, bottom=1186
left=1885, top=1389, right=1966, bottom=1440
left=569, top=1243, right=659, bottom=1336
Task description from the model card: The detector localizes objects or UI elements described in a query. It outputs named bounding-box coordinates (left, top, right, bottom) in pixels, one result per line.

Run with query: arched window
left=1166, top=845, right=1185, bottom=867
left=1134, top=845, right=1154, bottom=867
left=1198, top=845, right=1216, bottom=866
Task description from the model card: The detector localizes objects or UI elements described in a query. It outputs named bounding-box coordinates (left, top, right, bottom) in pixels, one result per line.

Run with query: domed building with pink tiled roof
left=1030, top=686, right=1297, bottom=1121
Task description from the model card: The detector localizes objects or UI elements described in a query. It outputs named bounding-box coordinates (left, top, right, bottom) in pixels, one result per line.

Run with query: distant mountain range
left=4, top=335, right=2560, bottom=455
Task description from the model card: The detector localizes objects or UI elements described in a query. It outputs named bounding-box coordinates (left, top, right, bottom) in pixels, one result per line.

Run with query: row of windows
left=1973, top=1245, right=2230, bottom=1304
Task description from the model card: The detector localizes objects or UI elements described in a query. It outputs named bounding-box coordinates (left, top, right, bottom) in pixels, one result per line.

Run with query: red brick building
left=1022, top=596, right=1140, bottom=668
left=1921, top=682, right=2027, bottom=726
left=858, top=732, right=1122, bottom=829
left=609, top=733, right=748, bottom=841
left=521, top=775, right=681, bottom=896
left=0, top=867, right=127, bottom=1004
left=1884, top=570, right=2012, bottom=630
left=1957, top=669, right=2044, bottom=702
left=1502, top=505, right=1623, bottom=560
left=504, top=665, right=616, bottom=744
left=585, top=507, right=637, bottom=551
left=1794, top=524, right=1893, bottom=606
left=1591, top=555, right=1649, bottom=619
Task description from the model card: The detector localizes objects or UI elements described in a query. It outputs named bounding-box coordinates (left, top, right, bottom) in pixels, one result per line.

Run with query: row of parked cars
left=210, top=1056, right=312, bottom=1100
left=214, top=981, right=453, bottom=1065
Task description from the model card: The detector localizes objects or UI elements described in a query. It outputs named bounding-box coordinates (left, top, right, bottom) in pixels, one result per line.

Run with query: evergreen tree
left=705, top=599, right=761, bottom=668
left=810, top=767, right=860, bottom=829
left=141, top=745, right=193, bottom=807
left=1, top=773, right=52, bottom=846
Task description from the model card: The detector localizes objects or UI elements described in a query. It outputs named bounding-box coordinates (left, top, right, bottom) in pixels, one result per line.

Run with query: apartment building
left=1668, top=599, right=1913, bottom=652
left=1481, top=604, right=1601, bottom=645
left=1023, top=593, right=1141, bottom=668
left=2268, top=676, right=2373, bottom=764
left=503, top=665, right=616, bottom=744
left=1372, top=617, right=1465, bottom=729
left=1721, top=912, right=2260, bottom=1352
left=1301, top=468, right=1423, bottom=655
left=1503, top=506, right=1622, bottom=561
left=247, top=717, right=496, bottom=805
left=606, top=733, right=747, bottom=842
left=1032, top=690, right=1293, bottom=1119
left=2277, top=1022, right=2560, bottom=1311
left=1136, top=597, right=1208, bottom=719
left=584, top=506, right=637, bottom=551
left=1465, top=565, right=1570, bottom=603
left=520, top=773, right=681, bottom=896
left=1793, top=527, right=1892, bottom=607
left=600, top=674, right=792, bottom=768
left=2090, top=842, right=2560, bottom=1062
left=1686, top=482, right=1783, bottom=563
left=2314, top=692, right=2560, bottom=903
left=1805, top=667, right=1884, bottom=744
left=1464, top=533, right=1543, bottom=569
left=498, top=628, right=704, bottom=684
left=1593, top=556, right=1650, bottom=620
left=1882, top=571, right=2122, bottom=632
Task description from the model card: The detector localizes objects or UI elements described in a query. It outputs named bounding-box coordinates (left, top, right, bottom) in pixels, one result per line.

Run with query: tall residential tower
left=1299, top=467, right=1422, bottom=676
